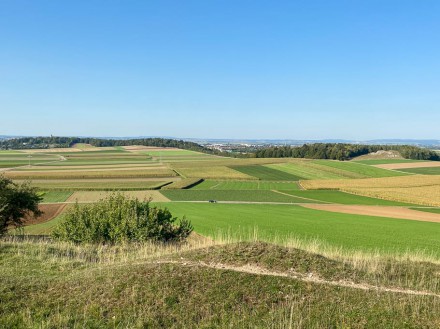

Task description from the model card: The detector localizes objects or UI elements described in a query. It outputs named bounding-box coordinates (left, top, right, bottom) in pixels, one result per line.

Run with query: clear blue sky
left=1, top=1, right=439, bottom=139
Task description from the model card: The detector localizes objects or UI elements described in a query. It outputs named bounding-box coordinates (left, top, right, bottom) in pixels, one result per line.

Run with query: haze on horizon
left=1, top=1, right=439, bottom=140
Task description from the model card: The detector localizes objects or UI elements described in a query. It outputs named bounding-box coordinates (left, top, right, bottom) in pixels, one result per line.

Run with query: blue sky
left=1, top=1, right=439, bottom=139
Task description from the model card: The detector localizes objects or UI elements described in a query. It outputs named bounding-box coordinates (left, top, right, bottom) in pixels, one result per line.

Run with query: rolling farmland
left=2, top=146, right=440, bottom=257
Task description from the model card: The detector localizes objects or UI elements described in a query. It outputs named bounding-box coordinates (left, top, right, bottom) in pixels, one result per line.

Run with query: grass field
left=160, top=203, right=440, bottom=255
left=40, top=191, right=73, bottom=203
left=399, top=167, right=440, bottom=175
left=266, top=161, right=361, bottom=180
left=160, top=190, right=317, bottom=203
left=230, top=165, right=301, bottom=180
left=411, top=208, right=440, bottom=214
left=313, top=160, right=409, bottom=178
left=191, top=180, right=300, bottom=190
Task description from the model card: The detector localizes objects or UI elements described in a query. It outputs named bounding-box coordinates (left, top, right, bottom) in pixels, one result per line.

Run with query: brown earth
left=302, top=204, right=440, bottom=223
left=375, top=162, right=440, bottom=170
left=22, top=204, right=67, bottom=226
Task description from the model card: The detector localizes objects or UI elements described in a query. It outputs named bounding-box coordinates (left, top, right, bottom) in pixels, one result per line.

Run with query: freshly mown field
left=162, top=203, right=440, bottom=255
left=160, top=190, right=316, bottom=203
left=312, top=160, right=409, bottom=178
left=230, top=165, right=301, bottom=181
left=191, top=180, right=300, bottom=190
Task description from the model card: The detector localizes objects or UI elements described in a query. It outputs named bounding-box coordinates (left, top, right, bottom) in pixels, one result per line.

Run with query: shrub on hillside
left=52, top=193, right=193, bottom=244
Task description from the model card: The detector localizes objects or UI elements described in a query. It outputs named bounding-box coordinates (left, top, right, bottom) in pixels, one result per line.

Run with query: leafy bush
left=52, top=193, right=193, bottom=244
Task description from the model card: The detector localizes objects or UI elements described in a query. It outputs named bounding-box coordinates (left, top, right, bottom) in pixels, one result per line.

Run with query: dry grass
left=4, top=167, right=177, bottom=179
left=175, top=166, right=256, bottom=180
left=66, top=190, right=170, bottom=203
left=301, top=175, right=440, bottom=206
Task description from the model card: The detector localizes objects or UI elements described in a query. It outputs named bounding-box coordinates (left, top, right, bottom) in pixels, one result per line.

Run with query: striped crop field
left=265, top=161, right=362, bottom=180
left=230, top=165, right=301, bottom=181
left=312, top=160, right=409, bottom=178
left=160, top=190, right=320, bottom=203
left=191, top=180, right=300, bottom=190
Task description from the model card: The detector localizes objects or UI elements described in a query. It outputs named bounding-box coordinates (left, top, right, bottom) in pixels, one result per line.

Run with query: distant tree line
left=2, top=137, right=438, bottom=161
left=254, top=143, right=440, bottom=161
left=0, top=136, right=209, bottom=152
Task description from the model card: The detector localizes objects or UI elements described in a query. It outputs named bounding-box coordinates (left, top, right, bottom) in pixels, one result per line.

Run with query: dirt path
left=302, top=204, right=440, bottom=223
left=375, top=162, right=440, bottom=170
left=152, top=260, right=440, bottom=298
left=271, top=190, right=330, bottom=203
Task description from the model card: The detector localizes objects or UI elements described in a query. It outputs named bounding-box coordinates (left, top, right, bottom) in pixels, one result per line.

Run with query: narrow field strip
left=152, top=260, right=440, bottom=298
left=302, top=204, right=440, bottom=223
left=375, top=161, right=440, bottom=170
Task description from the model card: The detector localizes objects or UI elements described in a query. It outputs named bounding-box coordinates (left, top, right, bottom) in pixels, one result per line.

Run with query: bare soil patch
left=375, top=162, right=440, bottom=170
left=22, top=204, right=67, bottom=226
left=302, top=204, right=440, bottom=223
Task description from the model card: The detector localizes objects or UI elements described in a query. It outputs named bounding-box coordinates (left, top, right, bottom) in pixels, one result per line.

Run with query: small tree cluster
left=52, top=193, right=193, bottom=244
left=0, top=175, right=42, bottom=235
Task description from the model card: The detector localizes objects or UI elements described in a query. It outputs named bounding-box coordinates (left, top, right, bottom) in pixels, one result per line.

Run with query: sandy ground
left=67, top=191, right=170, bottom=203
left=375, top=162, right=440, bottom=169
left=302, top=204, right=440, bottom=223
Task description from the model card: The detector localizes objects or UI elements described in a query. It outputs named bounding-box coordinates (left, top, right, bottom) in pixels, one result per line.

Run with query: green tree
left=0, top=175, right=42, bottom=235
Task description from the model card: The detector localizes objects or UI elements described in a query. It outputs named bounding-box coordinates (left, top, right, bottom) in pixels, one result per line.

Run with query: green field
left=230, top=165, right=301, bottom=180
left=266, top=162, right=360, bottom=180
left=410, top=207, right=440, bottom=214
left=279, top=190, right=416, bottom=206
left=313, top=160, right=409, bottom=178
left=162, top=203, right=440, bottom=255
left=160, top=190, right=316, bottom=203
left=399, top=167, right=440, bottom=175
left=40, top=191, right=73, bottom=203
left=191, top=180, right=300, bottom=190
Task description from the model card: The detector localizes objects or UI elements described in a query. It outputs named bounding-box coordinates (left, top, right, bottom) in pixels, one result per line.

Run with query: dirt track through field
left=375, top=162, right=440, bottom=169
left=152, top=260, right=440, bottom=298
left=302, top=204, right=440, bottom=223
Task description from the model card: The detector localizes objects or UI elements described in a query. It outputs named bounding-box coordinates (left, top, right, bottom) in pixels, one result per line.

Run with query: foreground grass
left=1, top=238, right=439, bottom=328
